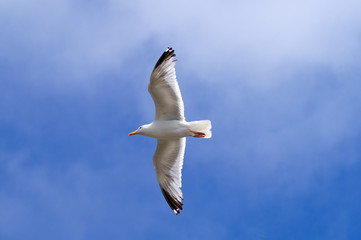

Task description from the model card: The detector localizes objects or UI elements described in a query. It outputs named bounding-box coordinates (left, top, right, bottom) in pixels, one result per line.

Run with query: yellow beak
left=128, top=131, right=137, bottom=136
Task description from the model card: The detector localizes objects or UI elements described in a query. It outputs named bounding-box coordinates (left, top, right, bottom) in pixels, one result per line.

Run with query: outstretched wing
left=153, top=138, right=186, bottom=214
left=148, top=47, right=185, bottom=121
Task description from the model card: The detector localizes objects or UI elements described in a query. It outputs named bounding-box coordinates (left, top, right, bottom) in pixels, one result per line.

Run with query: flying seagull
left=129, top=47, right=212, bottom=215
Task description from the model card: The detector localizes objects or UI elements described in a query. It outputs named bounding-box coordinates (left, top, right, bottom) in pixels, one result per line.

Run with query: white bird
left=129, top=47, right=212, bottom=215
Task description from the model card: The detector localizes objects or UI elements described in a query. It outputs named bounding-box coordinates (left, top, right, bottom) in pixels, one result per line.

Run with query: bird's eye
left=139, top=126, right=142, bottom=129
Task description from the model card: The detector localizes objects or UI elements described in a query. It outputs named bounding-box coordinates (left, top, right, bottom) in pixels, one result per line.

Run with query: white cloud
left=2, top=0, right=361, bottom=84
left=129, top=0, right=361, bottom=83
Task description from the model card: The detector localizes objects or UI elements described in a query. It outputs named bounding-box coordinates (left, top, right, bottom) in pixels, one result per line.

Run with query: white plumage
left=129, top=47, right=212, bottom=214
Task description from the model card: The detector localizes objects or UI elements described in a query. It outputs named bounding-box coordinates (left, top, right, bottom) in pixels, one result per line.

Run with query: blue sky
left=1, top=0, right=361, bottom=239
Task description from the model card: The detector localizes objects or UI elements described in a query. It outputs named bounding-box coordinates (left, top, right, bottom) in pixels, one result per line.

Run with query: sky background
left=1, top=0, right=361, bottom=239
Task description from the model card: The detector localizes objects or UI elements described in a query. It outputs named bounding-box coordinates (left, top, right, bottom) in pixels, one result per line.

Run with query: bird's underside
left=149, top=48, right=186, bottom=214
left=129, top=47, right=212, bottom=215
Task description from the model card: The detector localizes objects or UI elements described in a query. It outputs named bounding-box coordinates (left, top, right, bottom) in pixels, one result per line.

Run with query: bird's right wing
left=153, top=138, right=186, bottom=214
left=148, top=48, right=185, bottom=121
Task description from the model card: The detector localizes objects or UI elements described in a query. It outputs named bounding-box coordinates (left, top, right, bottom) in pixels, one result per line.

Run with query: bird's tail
left=188, top=120, right=212, bottom=138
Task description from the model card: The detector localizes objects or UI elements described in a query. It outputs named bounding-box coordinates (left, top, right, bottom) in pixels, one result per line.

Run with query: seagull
left=129, top=47, right=212, bottom=215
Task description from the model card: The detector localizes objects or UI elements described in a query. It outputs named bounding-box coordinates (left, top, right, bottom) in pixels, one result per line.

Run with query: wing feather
left=153, top=138, right=186, bottom=214
left=148, top=47, right=185, bottom=121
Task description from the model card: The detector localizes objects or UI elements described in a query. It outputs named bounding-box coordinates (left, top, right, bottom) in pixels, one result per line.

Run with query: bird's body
left=136, top=120, right=211, bottom=139
left=129, top=47, right=212, bottom=214
left=137, top=120, right=189, bottom=139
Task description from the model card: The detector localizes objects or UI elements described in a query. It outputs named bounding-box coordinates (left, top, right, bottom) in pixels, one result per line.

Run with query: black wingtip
left=154, top=47, right=176, bottom=69
left=161, top=188, right=183, bottom=215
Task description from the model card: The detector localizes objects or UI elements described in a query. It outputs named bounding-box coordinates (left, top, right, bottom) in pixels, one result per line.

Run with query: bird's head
left=128, top=125, right=147, bottom=136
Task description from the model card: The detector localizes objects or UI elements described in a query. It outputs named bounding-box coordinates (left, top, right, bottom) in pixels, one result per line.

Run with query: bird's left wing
left=153, top=138, right=186, bottom=214
left=148, top=47, right=185, bottom=121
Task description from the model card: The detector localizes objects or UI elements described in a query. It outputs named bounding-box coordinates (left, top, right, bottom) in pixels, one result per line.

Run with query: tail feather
left=189, top=120, right=212, bottom=138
